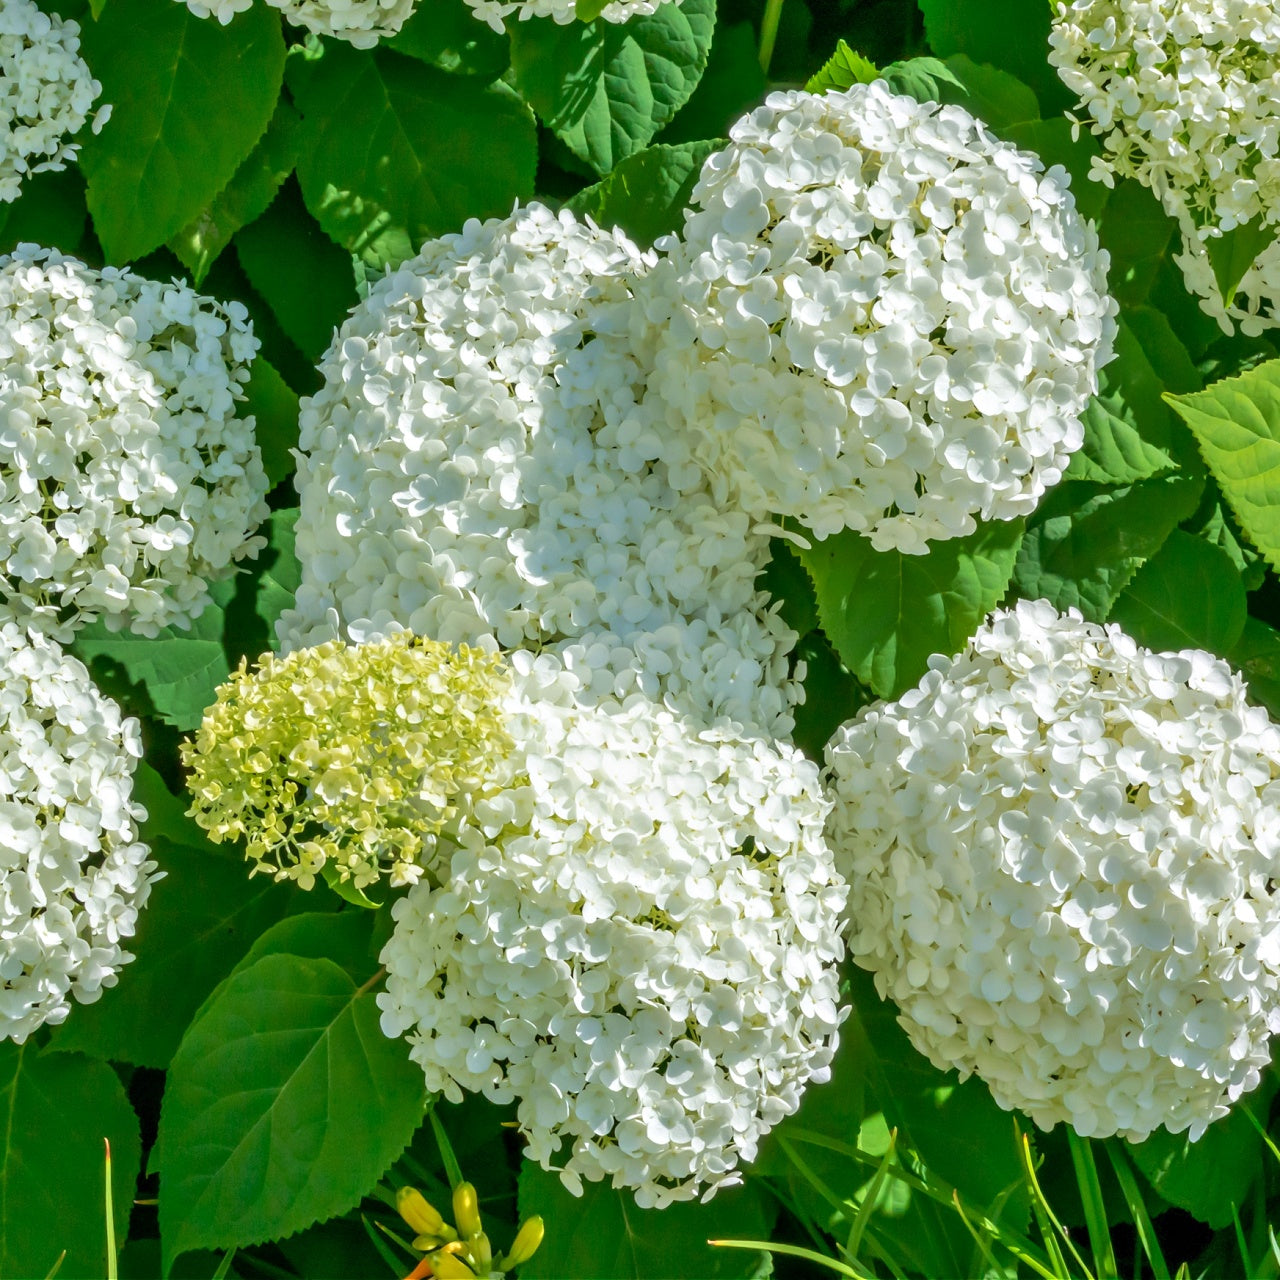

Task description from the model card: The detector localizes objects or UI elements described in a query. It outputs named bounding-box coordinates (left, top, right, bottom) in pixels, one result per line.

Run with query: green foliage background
left=7, top=0, right=1280, bottom=1276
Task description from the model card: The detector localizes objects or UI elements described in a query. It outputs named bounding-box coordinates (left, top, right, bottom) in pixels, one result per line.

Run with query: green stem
left=758, top=0, right=785, bottom=74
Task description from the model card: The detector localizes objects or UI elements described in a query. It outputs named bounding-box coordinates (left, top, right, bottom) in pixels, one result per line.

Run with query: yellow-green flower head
left=181, top=634, right=510, bottom=891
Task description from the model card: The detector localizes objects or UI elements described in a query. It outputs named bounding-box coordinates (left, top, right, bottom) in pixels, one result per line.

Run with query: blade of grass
left=951, top=1188, right=1055, bottom=1280
left=1067, top=1132, right=1117, bottom=1279
left=777, top=1133, right=858, bottom=1220
left=1019, top=1132, right=1089, bottom=1280
left=1241, top=1104, right=1280, bottom=1168
left=43, top=1251, right=66, bottom=1280
left=211, top=1249, right=237, bottom=1279
left=364, top=1214, right=415, bottom=1276
left=427, top=1108, right=464, bottom=1191
left=104, top=1139, right=117, bottom=1280
left=709, top=1238, right=870, bottom=1279
left=1232, top=1204, right=1252, bottom=1279
left=844, top=1130, right=897, bottom=1264
left=1103, top=1143, right=1170, bottom=1280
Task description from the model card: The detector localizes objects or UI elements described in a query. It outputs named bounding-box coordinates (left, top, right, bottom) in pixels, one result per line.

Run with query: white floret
left=0, top=246, right=270, bottom=641
left=178, top=0, right=416, bottom=45
left=463, top=0, right=681, bottom=34
left=640, top=83, right=1117, bottom=552
left=825, top=599, right=1280, bottom=1143
left=379, top=659, right=848, bottom=1207
left=280, top=203, right=800, bottom=737
left=0, top=623, right=158, bottom=1043
left=0, top=0, right=108, bottom=203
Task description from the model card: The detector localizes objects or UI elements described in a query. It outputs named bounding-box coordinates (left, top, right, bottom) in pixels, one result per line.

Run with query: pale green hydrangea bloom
left=182, top=634, right=511, bottom=891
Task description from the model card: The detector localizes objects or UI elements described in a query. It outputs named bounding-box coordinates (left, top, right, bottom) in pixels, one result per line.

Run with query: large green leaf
left=1109, top=529, right=1247, bottom=657
left=1097, top=179, right=1177, bottom=307
left=1012, top=474, right=1204, bottom=622
left=930, top=54, right=1039, bottom=133
left=72, top=592, right=231, bottom=730
left=657, top=18, right=763, bottom=147
left=1231, top=618, right=1280, bottom=719
left=170, top=98, right=302, bottom=286
left=48, top=842, right=293, bottom=1068
left=517, top=1166, right=773, bottom=1279
left=239, top=356, right=301, bottom=490
left=253, top=508, right=301, bottom=639
left=510, top=0, right=715, bottom=176
left=0, top=1045, right=141, bottom=1279
left=565, top=140, right=716, bottom=247
left=1206, top=215, right=1279, bottom=308
left=0, top=168, right=87, bottom=258
left=388, top=0, right=509, bottom=78
left=797, top=518, right=1025, bottom=699
left=158, top=953, right=427, bottom=1269
left=1166, top=357, right=1280, bottom=574
left=291, top=45, right=536, bottom=269
left=78, top=0, right=285, bottom=263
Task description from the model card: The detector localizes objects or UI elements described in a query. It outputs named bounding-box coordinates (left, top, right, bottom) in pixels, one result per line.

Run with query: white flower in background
left=1048, top=0, right=1280, bottom=238
left=1174, top=231, right=1280, bottom=337
left=0, top=246, right=270, bottom=641
left=825, top=599, right=1280, bottom=1143
left=0, top=0, right=108, bottom=204
left=179, top=0, right=415, bottom=47
left=640, top=83, right=1117, bottom=553
left=0, top=623, right=157, bottom=1043
left=463, top=0, right=681, bottom=35
left=379, top=657, right=848, bottom=1208
left=281, top=203, right=800, bottom=737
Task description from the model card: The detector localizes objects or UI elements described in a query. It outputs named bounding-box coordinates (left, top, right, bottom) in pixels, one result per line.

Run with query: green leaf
left=517, top=1166, right=773, bottom=1279
left=1068, top=390, right=1178, bottom=485
left=510, top=0, right=715, bottom=176
left=1206, top=216, right=1279, bottom=308
left=253, top=508, right=300, bottom=638
left=1166, top=357, right=1280, bottom=575
left=878, top=55, right=966, bottom=105
left=1127, top=1072, right=1277, bottom=1229
left=70, top=584, right=232, bottom=730
left=805, top=39, right=879, bottom=94
left=170, top=99, right=302, bottom=286
left=239, top=356, right=300, bottom=489
left=235, top=180, right=357, bottom=364
left=657, top=19, right=763, bottom=147
left=230, top=912, right=379, bottom=984
left=761, top=540, right=819, bottom=639
left=78, top=0, right=285, bottom=262
left=388, top=0, right=509, bottom=78
left=291, top=45, right=537, bottom=269
left=48, top=842, right=294, bottom=1067
left=0, top=1045, right=141, bottom=1280
left=932, top=54, right=1039, bottom=132
left=0, top=168, right=87, bottom=258
left=797, top=518, right=1025, bottom=699
left=1097, top=179, right=1177, bottom=308
left=1109, top=529, right=1247, bottom=656
left=158, top=953, right=427, bottom=1269
left=565, top=140, right=716, bottom=247
left=1012, top=474, right=1204, bottom=622
left=1230, top=618, right=1280, bottom=719
left=790, top=632, right=872, bottom=764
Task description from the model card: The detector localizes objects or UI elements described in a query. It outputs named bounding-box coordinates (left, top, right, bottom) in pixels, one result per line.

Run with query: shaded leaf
left=933, top=54, right=1039, bottom=131
left=0, top=168, right=87, bottom=258
left=1231, top=618, right=1280, bottom=719
left=254, top=508, right=300, bottom=639
left=239, top=356, right=300, bottom=489
left=878, top=55, right=965, bottom=105
left=389, top=0, right=509, bottom=78
left=1206, top=215, right=1279, bottom=308
left=797, top=518, right=1024, bottom=699
left=658, top=19, right=764, bottom=147
left=78, top=0, right=285, bottom=262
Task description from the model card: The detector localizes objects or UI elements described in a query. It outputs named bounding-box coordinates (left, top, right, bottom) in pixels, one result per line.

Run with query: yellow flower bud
left=396, top=1186, right=446, bottom=1237
left=431, top=1251, right=475, bottom=1279
left=470, top=1232, right=492, bottom=1271
left=452, top=1182, right=483, bottom=1242
left=502, top=1216, right=545, bottom=1269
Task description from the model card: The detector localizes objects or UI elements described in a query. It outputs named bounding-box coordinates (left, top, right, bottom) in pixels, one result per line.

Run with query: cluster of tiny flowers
left=178, top=0, right=416, bottom=47
left=639, top=83, right=1117, bottom=552
left=824, top=599, right=1280, bottom=1142
left=1174, top=231, right=1280, bottom=336
left=0, top=0, right=108, bottom=203
left=0, top=623, right=157, bottom=1043
left=182, top=634, right=512, bottom=890
left=0, top=247, right=269, bottom=641
left=463, top=0, right=681, bottom=34
left=379, top=658, right=847, bottom=1208
left=281, top=204, right=799, bottom=736
left=1047, top=0, right=1280, bottom=238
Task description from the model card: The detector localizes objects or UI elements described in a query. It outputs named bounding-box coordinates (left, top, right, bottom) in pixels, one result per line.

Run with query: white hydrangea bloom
left=281, top=204, right=800, bottom=736
left=1048, top=0, right=1280, bottom=238
left=463, top=0, right=681, bottom=35
left=1174, top=229, right=1280, bottom=336
left=0, top=246, right=270, bottom=641
left=641, top=83, right=1117, bottom=552
left=379, top=657, right=848, bottom=1208
left=825, top=599, right=1280, bottom=1143
left=0, top=623, right=157, bottom=1043
left=178, top=0, right=415, bottom=47
left=0, top=0, right=108, bottom=204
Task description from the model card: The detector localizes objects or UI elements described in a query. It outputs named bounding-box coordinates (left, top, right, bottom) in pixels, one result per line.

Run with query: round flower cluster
left=0, top=246, right=270, bottom=641
left=179, top=0, right=416, bottom=47
left=379, top=658, right=848, bottom=1208
left=0, top=623, right=157, bottom=1043
left=1047, top=0, right=1280, bottom=238
left=0, top=0, right=108, bottom=204
left=463, top=0, right=682, bottom=34
left=182, top=633, right=511, bottom=891
left=640, top=83, right=1117, bottom=552
left=281, top=204, right=799, bottom=736
left=824, top=599, right=1280, bottom=1142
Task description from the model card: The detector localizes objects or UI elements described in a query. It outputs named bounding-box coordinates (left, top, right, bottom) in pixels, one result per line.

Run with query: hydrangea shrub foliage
left=6, top=0, right=1280, bottom=1278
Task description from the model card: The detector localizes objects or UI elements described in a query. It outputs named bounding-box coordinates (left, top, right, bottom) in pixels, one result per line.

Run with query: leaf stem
left=758, top=0, right=785, bottom=74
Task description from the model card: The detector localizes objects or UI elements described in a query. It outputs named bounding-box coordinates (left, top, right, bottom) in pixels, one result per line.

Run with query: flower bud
left=396, top=1186, right=446, bottom=1237
left=452, top=1182, right=483, bottom=1242
left=432, top=1251, right=475, bottom=1280
left=502, top=1216, right=545, bottom=1269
